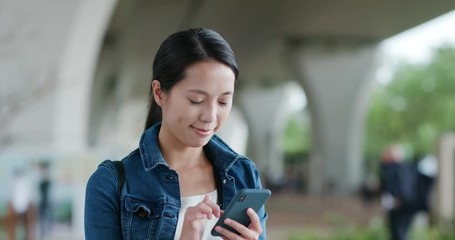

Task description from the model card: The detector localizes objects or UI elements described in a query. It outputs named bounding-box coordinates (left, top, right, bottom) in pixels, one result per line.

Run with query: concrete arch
left=86, top=0, right=309, bottom=189
left=238, top=82, right=309, bottom=187
left=51, top=1, right=118, bottom=236
left=67, top=1, right=451, bottom=195
left=53, top=0, right=118, bottom=152
left=84, top=0, right=377, bottom=195
left=291, top=41, right=380, bottom=193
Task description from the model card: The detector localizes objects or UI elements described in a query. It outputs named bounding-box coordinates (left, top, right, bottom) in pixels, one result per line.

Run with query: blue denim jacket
left=85, top=124, right=268, bottom=239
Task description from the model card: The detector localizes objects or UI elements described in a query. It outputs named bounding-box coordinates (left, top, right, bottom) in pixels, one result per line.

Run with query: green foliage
left=365, top=46, right=455, bottom=160
left=282, top=111, right=311, bottom=155
left=411, top=227, right=455, bottom=240
left=281, top=111, right=311, bottom=173
left=286, top=226, right=455, bottom=240
left=286, top=218, right=455, bottom=240
left=285, top=216, right=387, bottom=240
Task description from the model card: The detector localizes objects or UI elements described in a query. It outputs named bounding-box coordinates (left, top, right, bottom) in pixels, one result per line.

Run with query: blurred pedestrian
left=7, top=166, right=36, bottom=240
left=381, top=146, right=439, bottom=240
left=380, top=144, right=419, bottom=240
left=37, top=160, right=52, bottom=238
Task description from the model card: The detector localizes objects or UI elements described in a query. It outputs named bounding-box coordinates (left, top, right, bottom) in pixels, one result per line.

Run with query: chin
left=187, top=137, right=212, bottom=148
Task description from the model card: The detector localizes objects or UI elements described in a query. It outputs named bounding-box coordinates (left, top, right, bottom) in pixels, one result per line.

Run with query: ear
left=152, top=80, right=165, bottom=106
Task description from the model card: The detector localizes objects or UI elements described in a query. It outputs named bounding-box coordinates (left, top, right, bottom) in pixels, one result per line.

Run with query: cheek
left=174, top=104, right=198, bottom=123
left=217, top=107, right=231, bottom=123
left=163, top=101, right=188, bottom=123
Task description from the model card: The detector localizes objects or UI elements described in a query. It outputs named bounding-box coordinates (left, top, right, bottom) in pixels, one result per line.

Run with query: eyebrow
left=188, top=89, right=233, bottom=96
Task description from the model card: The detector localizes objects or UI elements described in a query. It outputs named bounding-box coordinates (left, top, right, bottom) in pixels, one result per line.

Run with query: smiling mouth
left=192, top=126, right=212, bottom=136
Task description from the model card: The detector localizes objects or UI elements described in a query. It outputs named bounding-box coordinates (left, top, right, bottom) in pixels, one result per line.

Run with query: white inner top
left=174, top=189, right=223, bottom=240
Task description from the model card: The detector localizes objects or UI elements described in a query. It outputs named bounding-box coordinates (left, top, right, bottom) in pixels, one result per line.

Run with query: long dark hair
left=144, top=28, right=239, bottom=130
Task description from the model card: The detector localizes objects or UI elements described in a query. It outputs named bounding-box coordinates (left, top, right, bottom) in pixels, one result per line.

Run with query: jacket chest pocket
left=122, top=197, right=163, bottom=240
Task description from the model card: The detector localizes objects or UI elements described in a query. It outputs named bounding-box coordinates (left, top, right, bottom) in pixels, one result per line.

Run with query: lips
left=192, top=126, right=213, bottom=137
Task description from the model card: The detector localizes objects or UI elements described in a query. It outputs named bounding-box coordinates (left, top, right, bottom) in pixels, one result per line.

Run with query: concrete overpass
left=2, top=0, right=454, bottom=187
left=1, top=1, right=454, bottom=235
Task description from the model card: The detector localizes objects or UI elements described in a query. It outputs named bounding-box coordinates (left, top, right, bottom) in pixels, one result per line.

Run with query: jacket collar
left=139, top=123, right=241, bottom=172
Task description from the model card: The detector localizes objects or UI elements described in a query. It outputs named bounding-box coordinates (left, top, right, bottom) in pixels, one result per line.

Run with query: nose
left=200, top=103, right=216, bottom=123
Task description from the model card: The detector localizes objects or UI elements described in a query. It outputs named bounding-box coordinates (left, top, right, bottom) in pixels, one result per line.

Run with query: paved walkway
left=266, top=193, right=383, bottom=239
left=1, top=193, right=383, bottom=239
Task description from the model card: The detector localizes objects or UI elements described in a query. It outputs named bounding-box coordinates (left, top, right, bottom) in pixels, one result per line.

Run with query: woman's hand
left=214, top=208, right=262, bottom=240
left=180, top=194, right=221, bottom=240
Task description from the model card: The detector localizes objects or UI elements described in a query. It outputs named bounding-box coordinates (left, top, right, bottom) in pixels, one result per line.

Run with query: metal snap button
left=137, top=208, right=147, bottom=218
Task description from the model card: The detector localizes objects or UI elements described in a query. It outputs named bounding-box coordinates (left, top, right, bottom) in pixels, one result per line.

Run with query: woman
left=85, top=28, right=268, bottom=240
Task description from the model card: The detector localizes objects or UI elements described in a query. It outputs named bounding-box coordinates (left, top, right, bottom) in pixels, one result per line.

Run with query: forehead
left=175, top=60, right=236, bottom=93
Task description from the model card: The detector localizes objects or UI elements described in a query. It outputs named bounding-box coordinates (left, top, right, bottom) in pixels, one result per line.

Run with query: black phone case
left=211, top=188, right=271, bottom=237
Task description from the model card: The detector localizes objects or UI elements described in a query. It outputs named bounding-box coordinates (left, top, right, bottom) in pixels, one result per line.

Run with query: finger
left=218, top=209, right=224, bottom=218
left=185, top=203, right=215, bottom=221
left=246, top=208, right=262, bottom=233
left=198, top=203, right=217, bottom=220
left=223, top=218, right=254, bottom=238
left=214, top=225, right=240, bottom=240
left=202, top=194, right=221, bottom=218
left=189, top=199, right=221, bottom=220
left=220, top=209, right=262, bottom=239
left=185, top=207, right=211, bottom=221
left=203, top=193, right=212, bottom=202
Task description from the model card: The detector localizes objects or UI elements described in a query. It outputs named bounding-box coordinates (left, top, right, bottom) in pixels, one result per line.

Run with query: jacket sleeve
left=254, top=166, right=268, bottom=240
left=85, top=160, right=123, bottom=240
left=243, top=160, right=268, bottom=240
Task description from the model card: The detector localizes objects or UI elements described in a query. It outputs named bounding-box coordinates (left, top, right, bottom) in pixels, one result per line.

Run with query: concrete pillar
left=52, top=0, right=117, bottom=237
left=53, top=0, right=117, bottom=152
left=291, top=40, right=379, bottom=194
left=436, top=133, right=455, bottom=224
left=238, top=83, right=302, bottom=186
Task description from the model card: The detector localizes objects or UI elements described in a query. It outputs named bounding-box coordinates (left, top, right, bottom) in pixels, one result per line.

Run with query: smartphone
left=211, top=188, right=271, bottom=237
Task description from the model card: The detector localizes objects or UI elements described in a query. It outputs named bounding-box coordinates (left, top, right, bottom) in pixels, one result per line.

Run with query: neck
left=158, top=129, right=206, bottom=169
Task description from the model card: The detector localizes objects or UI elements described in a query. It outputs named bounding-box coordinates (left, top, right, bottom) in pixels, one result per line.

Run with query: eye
left=189, top=99, right=203, bottom=105
left=218, top=97, right=232, bottom=106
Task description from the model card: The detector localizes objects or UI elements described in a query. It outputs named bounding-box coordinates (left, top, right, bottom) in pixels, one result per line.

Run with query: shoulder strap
left=113, top=160, right=125, bottom=195
left=113, top=160, right=125, bottom=237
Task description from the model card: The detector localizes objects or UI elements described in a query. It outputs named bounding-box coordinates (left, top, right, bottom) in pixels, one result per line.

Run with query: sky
left=376, top=9, right=455, bottom=84
left=380, top=9, right=455, bottom=65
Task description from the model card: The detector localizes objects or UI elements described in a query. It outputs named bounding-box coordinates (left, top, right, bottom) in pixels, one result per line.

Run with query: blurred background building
left=1, top=0, right=455, bottom=239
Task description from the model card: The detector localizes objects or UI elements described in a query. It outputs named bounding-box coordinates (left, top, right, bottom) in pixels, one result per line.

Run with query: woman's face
left=155, top=60, right=236, bottom=148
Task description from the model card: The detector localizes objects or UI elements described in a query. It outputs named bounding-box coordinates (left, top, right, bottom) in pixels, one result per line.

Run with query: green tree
left=365, top=46, right=455, bottom=162
left=281, top=111, right=311, bottom=167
